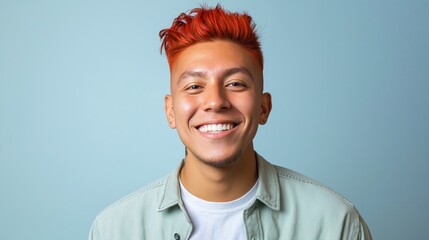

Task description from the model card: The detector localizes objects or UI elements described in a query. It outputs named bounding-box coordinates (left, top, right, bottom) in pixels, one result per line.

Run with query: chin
left=195, top=151, right=243, bottom=168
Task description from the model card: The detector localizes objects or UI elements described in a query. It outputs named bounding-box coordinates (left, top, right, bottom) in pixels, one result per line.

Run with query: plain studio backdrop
left=0, top=0, right=428, bottom=239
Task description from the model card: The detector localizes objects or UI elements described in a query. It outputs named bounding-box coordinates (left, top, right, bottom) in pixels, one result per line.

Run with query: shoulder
left=260, top=161, right=372, bottom=239
left=88, top=167, right=189, bottom=239
left=93, top=174, right=169, bottom=224
left=273, top=163, right=356, bottom=210
left=256, top=153, right=357, bottom=216
left=273, top=164, right=351, bottom=201
left=257, top=153, right=355, bottom=210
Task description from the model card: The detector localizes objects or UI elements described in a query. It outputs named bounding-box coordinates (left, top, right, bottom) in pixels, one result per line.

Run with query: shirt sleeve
left=88, top=217, right=101, bottom=240
left=357, top=214, right=372, bottom=240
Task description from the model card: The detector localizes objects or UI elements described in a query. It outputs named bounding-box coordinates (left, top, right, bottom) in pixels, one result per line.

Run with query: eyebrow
left=178, top=70, right=206, bottom=81
left=178, top=67, right=255, bottom=83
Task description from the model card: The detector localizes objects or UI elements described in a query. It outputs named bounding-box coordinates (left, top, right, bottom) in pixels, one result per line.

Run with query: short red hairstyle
left=159, top=5, right=263, bottom=70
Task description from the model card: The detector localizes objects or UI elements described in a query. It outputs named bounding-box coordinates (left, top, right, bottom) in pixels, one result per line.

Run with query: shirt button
left=174, top=233, right=180, bottom=240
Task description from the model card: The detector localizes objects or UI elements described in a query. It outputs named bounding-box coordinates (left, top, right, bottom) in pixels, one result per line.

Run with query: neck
left=180, top=147, right=258, bottom=202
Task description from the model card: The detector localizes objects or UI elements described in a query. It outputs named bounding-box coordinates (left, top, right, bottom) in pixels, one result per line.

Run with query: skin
left=164, top=40, right=272, bottom=202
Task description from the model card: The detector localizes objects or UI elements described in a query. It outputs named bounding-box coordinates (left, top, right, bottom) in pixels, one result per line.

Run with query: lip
left=195, top=120, right=239, bottom=128
left=194, top=121, right=239, bottom=139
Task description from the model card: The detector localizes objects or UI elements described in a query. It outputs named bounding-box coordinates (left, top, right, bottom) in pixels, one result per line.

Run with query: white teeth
left=198, top=123, right=235, bottom=133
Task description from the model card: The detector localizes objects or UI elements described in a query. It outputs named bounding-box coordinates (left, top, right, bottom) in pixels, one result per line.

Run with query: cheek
left=234, top=95, right=261, bottom=118
left=174, top=97, right=196, bottom=120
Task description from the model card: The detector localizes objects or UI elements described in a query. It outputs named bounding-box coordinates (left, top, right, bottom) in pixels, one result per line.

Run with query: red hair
left=159, top=5, right=263, bottom=69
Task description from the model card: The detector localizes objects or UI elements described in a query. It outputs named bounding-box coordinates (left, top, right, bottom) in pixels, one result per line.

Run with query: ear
left=259, top=92, right=272, bottom=125
left=164, top=95, right=176, bottom=128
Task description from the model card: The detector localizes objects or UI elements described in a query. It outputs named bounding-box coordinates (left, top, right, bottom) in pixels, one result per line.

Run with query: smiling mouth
left=197, top=123, right=237, bottom=133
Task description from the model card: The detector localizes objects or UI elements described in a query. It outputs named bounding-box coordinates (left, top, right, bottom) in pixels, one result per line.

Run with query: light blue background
left=1, top=0, right=428, bottom=239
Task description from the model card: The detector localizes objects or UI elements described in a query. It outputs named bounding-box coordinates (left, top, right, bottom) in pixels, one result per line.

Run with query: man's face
left=165, top=40, right=271, bottom=167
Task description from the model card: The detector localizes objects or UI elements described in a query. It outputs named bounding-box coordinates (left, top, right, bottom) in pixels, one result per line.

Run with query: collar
left=157, top=152, right=280, bottom=211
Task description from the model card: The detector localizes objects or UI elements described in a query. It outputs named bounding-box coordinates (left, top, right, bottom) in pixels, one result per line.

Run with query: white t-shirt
left=180, top=180, right=259, bottom=240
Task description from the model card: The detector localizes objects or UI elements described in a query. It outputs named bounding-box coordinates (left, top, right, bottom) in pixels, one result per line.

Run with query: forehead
left=170, top=40, right=262, bottom=82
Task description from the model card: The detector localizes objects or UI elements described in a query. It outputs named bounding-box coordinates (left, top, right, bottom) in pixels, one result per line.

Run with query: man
left=89, top=5, right=372, bottom=240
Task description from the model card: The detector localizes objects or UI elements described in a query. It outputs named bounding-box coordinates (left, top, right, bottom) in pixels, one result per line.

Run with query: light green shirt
left=89, top=153, right=372, bottom=240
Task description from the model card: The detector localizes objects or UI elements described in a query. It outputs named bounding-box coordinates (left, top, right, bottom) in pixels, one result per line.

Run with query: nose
left=202, top=84, right=231, bottom=112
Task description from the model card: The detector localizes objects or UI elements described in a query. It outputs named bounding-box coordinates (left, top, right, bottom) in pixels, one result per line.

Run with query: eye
left=187, top=85, right=201, bottom=90
left=226, top=81, right=247, bottom=89
left=184, top=83, right=204, bottom=93
left=229, top=82, right=242, bottom=87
